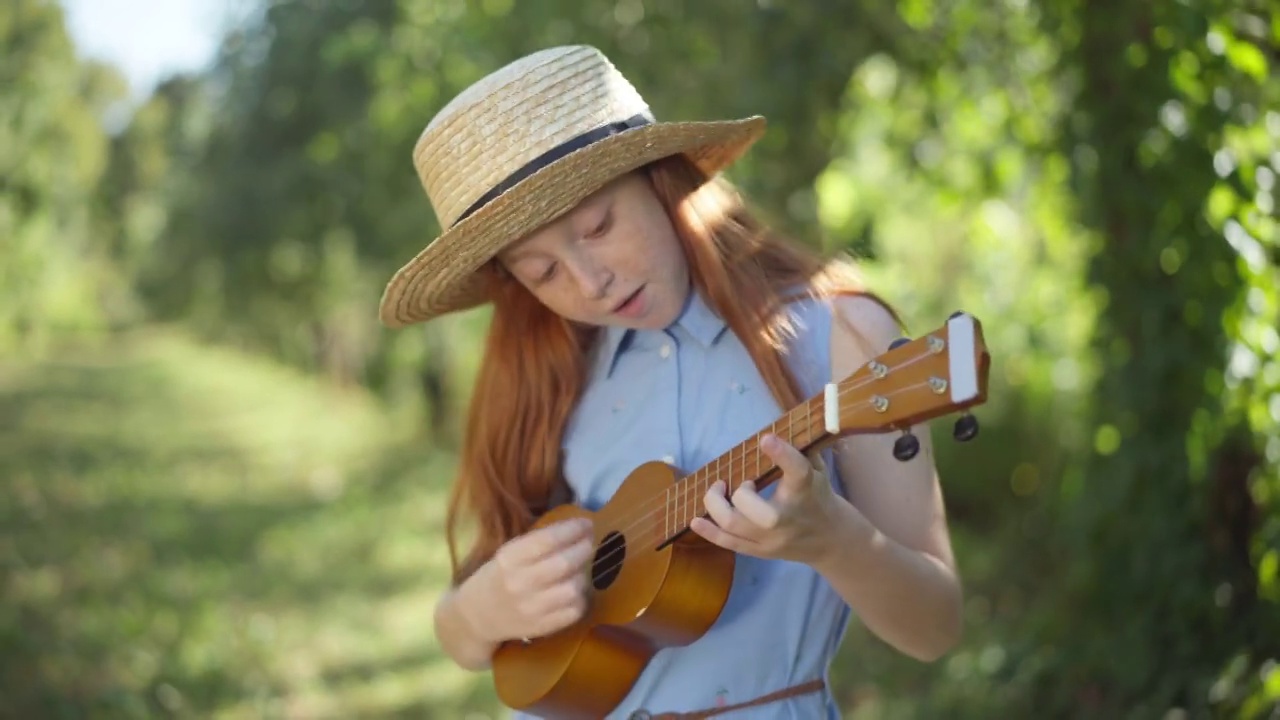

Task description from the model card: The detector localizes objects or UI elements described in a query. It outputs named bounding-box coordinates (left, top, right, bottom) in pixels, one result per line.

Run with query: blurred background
left=2, top=0, right=1277, bottom=717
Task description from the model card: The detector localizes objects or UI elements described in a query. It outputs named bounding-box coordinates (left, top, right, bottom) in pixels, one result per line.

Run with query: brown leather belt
left=629, top=678, right=826, bottom=719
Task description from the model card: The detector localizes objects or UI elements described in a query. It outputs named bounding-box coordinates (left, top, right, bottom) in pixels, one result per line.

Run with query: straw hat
left=378, top=44, right=767, bottom=328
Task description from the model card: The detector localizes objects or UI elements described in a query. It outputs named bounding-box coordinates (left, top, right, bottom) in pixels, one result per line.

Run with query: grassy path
left=0, top=330, right=500, bottom=719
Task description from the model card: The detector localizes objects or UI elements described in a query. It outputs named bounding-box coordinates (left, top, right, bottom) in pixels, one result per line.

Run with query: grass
left=0, top=328, right=502, bottom=719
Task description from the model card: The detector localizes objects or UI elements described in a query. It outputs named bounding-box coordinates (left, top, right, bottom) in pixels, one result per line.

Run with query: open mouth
left=613, top=285, right=645, bottom=316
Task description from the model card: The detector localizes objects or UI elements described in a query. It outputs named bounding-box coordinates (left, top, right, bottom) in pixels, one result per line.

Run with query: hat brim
left=379, top=116, right=767, bottom=328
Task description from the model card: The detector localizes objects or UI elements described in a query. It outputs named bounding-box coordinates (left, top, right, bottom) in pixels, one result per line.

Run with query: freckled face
left=496, top=171, right=691, bottom=331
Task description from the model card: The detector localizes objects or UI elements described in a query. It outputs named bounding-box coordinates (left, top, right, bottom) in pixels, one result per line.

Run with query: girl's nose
left=567, top=257, right=613, bottom=300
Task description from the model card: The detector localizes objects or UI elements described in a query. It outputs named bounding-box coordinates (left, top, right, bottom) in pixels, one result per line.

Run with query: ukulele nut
left=928, top=336, right=945, bottom=354
left=824, top=383, right=839, bottom=433
left=929, top=377, right=948, bottom=394
left=871, top=395, right=889, bottom=413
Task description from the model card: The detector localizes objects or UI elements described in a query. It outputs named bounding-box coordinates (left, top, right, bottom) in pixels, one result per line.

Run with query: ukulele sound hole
left=591, top=531, right=626, bottom=590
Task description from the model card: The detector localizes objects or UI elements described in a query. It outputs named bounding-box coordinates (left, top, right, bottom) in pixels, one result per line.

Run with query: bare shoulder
left=824, top=291, right=957, bottom=564
left=826, top=293, right=903, bottom=377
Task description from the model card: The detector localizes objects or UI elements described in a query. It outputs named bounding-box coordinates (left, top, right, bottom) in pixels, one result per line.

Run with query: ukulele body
left=491, top=460, right=735, bottom=719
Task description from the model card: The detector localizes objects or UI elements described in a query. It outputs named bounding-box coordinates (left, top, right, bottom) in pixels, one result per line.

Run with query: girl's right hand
left=461, top=517, right=596, bottom=644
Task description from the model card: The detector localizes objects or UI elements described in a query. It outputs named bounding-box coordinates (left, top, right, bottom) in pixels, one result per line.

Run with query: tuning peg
left=953, top=413, right=979, bottom=442
left=892, top=430, right=920, bottom=461
left=889, top=337, right=911, bottom=350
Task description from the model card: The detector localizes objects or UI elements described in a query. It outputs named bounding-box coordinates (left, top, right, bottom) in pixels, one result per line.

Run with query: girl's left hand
left=689, top=433, right=867, bottom=566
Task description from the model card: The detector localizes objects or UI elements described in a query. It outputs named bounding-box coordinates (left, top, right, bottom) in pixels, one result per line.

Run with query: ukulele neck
left=655, top=389, right=837, bottom=549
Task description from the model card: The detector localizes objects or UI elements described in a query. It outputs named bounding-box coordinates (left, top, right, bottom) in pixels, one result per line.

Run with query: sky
left=59, top=0, right=252, bottom=99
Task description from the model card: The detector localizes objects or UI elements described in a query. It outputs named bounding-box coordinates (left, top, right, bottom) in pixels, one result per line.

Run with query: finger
left=573, top=566, right=591, bottom=596
left=690, top=516, right=757, bottom=554
left=534, top=598, right=589, bottom=637
left=730, top=481, right=780, bottom=529
left=808, top=452, right=828, bottom=476
left=760, top=434, right=814, bottom=498
left=702, top=481, right=744, bottom=531
left=527, top=536, right=595, bottom=588
left=525, top=576, right=588, bottom=619
left=514, top=517, right=594, bottom=563
left=704, top=482, right=765, bottom=541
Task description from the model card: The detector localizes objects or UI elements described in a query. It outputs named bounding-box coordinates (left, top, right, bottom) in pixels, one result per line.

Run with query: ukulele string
left=581, top=347, right=937, bottom=566
left=586, top=375, right=939, bottom=584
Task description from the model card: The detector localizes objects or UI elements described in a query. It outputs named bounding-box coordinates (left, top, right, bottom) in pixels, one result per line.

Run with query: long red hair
left=445, top=154, right=892, bottom=584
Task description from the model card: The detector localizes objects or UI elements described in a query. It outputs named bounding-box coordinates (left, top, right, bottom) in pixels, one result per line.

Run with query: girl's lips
left=613, top=286, right=646, bottom=318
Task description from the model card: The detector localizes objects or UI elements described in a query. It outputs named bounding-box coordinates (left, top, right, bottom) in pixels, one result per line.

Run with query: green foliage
left=1046, top=0, right=1279, bottom=715
left=95, top=75, right=210, bottom=327
left=1206, top=7, right=1280, bottom=712
left=817, top=0, right=1279, bottom=715
left=0, top=0, right=129, bottom=354
left=814, top=2, right=1102, bottom=716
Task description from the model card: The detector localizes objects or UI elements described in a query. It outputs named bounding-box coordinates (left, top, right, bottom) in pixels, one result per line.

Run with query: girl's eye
left=538, top=263, right=557, bottom=283
left=585, top=211, right=612, bottom=239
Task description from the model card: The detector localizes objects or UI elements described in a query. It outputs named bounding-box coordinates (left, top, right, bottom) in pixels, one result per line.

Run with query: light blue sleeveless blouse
left=514, top=289, right=851, bottom=719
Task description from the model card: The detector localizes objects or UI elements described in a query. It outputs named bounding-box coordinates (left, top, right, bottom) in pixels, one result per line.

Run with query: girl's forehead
left=579, top=174, right=629, bottom=207
left=501, top=172, right=646, bottom=258
left=562, top=173, right=641, bottom=221
left=591, top=170, right=647, bottom=201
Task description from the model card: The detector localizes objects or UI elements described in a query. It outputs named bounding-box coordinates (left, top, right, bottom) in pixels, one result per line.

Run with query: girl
left=379, top=45, right=963, bottom=719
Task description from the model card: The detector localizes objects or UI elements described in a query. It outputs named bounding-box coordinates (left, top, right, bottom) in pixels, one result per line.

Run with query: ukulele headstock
left=822, top=311, right=991, bottom=460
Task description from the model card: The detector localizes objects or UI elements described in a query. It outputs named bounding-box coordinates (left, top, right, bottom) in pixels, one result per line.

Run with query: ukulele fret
left=737, top=443, right=747, bottom=491
left=693, top=466, right=699, bottom=523
left=806, top=398, right=812, bottom=447
left=751, top=433, right=760, bottom=478
left=676, top=473, right=681, bottom=531
left=688, top=467, right=695, bottom=526
left=726, top=447, right=732, bottom=497
left=666, top=485, right=671, bottom=540
left=682, top=470, right=689, bottom=529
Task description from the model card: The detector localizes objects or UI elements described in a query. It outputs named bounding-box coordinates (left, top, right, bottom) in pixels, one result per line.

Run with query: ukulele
left=491, top=311, right=992, bottom=718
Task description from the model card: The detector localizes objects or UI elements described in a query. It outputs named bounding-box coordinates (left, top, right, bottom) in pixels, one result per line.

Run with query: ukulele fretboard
left=658, top=392, right=832, bottom=545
